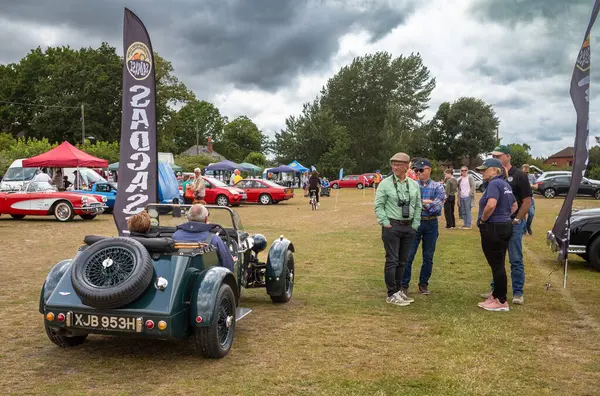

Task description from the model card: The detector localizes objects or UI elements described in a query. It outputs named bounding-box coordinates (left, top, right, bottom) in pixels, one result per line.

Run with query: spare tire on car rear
left=71, top=237, right=153, bottom=309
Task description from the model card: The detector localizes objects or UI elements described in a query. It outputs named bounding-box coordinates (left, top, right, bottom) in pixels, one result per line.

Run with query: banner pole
left=564, top=216, right=571, bottom=288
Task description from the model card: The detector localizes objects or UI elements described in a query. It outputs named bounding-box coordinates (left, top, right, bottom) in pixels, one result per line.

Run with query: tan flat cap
left=390, top=152, right=410, bottom=162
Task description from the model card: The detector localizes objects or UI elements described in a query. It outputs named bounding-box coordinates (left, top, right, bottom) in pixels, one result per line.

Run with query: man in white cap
left=374, top=152, right=421, bottom=306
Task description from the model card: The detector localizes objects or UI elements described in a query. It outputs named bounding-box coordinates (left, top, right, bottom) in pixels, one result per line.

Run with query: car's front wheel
left=588, top=237, right=600, bottom=271
left=479, top=185, right=485, bottom=193
left=331, top=183, right=339, bottom=189
left=216, top=195, right=229, bottom=207
left=53, top=201, right=74, bottom=222
left=194, top=283, right=236, bottom=358
left=270, top=249, right=295, bottom=303
left=45, top=325, right=87, bottom=348
left=544, top=188, right=556, bottom=199
left=594, top=190, right=600, bottom=200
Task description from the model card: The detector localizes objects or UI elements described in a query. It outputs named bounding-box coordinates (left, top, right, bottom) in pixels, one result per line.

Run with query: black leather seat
left=84, top=235, right=177, bottom=254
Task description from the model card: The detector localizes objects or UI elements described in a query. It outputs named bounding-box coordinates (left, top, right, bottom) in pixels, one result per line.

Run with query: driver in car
left=172, top=204, right=235, bottom=271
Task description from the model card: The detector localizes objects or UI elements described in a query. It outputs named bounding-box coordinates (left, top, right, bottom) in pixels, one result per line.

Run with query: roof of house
left=181, top=145, right=226, bottom=161
left=547, top=147, right=575, bottom=159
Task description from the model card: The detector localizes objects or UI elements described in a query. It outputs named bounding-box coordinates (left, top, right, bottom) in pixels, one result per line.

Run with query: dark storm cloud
left=0, top=0, right=415, bottom=92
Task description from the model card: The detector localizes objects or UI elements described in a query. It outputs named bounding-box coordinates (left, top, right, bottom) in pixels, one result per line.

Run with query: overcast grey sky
left=0, top=0, right=599, bottom=157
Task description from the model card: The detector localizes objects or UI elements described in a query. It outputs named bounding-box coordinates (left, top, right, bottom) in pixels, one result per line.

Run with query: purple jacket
left=172, top=222, right=234, bottom=271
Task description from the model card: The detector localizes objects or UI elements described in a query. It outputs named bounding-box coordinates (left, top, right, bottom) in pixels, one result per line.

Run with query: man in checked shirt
left=401, top=158, right=445, bottom=296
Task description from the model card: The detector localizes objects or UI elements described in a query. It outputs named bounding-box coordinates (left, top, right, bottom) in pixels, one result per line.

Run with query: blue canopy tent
left=264, top=165, right=300, bottom=187
left=203, top=160, right=253, bottom=184
left=204, top=160, right=251, bottom=172
left=288, top=160, right=309, bottom=173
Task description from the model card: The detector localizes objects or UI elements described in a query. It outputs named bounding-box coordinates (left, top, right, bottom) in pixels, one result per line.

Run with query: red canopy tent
left=22, top=141, right=108, bottom=168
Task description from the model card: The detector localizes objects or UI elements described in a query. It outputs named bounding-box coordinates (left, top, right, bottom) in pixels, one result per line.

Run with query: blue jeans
left=523, top=197, right=535, bottom=232
left=402, top=218, right=439, bottom=287
left=491, top=223, right=525, bottom=296
left=459, top=196, right=472, bottom=227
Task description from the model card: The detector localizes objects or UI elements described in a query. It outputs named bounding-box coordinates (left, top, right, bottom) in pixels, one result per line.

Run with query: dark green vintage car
left=39, top=204, right=295, bottom=358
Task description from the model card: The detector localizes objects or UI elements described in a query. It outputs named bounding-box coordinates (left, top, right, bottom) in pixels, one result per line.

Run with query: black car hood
left=571, top=208, right=600, bottom=218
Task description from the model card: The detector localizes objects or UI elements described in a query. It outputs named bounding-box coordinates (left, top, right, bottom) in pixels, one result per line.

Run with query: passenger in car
left=172, top=204, right=235, bottom=271
left=127, top=211, right=151, bottom=236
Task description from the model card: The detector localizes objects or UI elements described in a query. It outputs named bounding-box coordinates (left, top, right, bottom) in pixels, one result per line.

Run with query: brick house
left=181, top=137, right=226, bottom=161
left=544, top=147, right=574, bottom=167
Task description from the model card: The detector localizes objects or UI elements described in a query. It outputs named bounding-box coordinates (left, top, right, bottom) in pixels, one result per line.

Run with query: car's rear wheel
left=80, top=214, right=96, bottom=220
left=594, top=190, right=600, bottom=200
left=544, top=188, right=556, bottom=199
left=259, top=194, right=272, bottom=205
left=70, top=238, right=153, bottom=309
left=54, top=201, right=74, bottom=222
left=216, top=195, right=229, bottom=206
left=357, top=183, right=364, bottom=189
left=44, top=325, right=87, bottom=348
left=194, top=283, right=236, bottom=358
left=479, top=185, right=485, bottom=193
left=331, top=183, right=339, bottom=189
left=10, top=214, right=25, bottom=219
left=270, top=249, right=294, bottom=303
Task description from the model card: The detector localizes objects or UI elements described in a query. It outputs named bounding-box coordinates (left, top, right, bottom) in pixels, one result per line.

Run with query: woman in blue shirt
left=475, top=158, right=518, bottom=312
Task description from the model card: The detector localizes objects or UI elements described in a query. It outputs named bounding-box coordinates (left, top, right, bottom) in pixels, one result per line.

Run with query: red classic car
left=202, top=176, right=247, bottom=206
left=329, top=175, right=370, bottom=189
left=234, top=179, right=294, bottom=204
left=0, top=181, right=107, bottom=221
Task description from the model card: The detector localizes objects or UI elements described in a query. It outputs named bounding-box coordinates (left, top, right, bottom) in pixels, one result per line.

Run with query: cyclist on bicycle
left=308, top=170, right=321, bottom=207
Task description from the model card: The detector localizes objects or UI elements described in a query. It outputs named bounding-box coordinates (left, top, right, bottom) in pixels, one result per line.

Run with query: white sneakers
left=386, top=290, right=414, bottom=306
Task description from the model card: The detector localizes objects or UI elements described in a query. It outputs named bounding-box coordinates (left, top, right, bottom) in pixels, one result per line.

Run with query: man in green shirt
left=374, top=152, right=421, bottom=306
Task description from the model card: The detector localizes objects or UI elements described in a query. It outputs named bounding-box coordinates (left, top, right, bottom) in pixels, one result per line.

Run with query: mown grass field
left=1, top=189, right=600, bottom=395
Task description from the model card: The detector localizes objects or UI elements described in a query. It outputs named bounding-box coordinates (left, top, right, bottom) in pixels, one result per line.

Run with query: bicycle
left=309, top=190, right=318, bottom=211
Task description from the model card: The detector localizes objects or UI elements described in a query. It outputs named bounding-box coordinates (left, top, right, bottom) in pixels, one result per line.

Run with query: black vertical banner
left=113, top=8, right=158, bottom=235
left=550, top=1, right=600, bottom=260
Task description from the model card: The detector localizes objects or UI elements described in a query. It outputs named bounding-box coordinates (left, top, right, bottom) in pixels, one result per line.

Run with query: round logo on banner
left=126, top=42, right=152, bottom=80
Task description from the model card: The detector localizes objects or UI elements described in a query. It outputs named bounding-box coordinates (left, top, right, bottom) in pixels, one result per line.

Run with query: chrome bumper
left=567, top=245, right=586, bottom=254
left=73, top=204, right=108, bottom=214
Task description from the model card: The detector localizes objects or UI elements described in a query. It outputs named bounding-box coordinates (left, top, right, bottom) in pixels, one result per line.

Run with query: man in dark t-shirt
left=479, top=145, right=531, bottom=305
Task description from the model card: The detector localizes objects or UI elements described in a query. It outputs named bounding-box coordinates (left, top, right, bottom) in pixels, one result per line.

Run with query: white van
left=0, top=159, right=37, bottom=191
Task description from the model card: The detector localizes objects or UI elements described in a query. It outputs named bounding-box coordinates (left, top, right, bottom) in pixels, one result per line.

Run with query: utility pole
left=81, top=104, right=85, bottom=144
left=196, top=119, right=199, bottom=155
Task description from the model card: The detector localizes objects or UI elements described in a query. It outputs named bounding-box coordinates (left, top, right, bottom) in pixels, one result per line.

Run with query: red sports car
left=330, top=175, right=369, bottom=189
left=202, top=176, right=247, bottom=206
left=234, top=179, right=294, bottom=204
left=0, top=181, right=107, bottom=222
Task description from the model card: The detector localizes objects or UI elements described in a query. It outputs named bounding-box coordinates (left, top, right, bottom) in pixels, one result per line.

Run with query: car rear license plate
left=68, top=312, right=141, bottom=332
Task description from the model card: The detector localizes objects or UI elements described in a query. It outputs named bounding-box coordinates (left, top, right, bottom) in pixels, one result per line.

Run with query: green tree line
left=0, top=43, right=269, bottom=172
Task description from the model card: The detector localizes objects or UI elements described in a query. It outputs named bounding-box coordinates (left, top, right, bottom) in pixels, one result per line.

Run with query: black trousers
left=444, top=195, right=456, bottom=228
left=382, top=220, right=416, bottom=297
left=479, top=222, right=513, bottom=303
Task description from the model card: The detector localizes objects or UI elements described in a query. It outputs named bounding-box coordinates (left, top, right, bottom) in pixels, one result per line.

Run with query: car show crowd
left=374, top=145, right=535, bottom=312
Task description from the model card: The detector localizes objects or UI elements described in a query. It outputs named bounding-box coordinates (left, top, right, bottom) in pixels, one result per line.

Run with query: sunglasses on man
left=414, top=168, right=430, bottom=173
